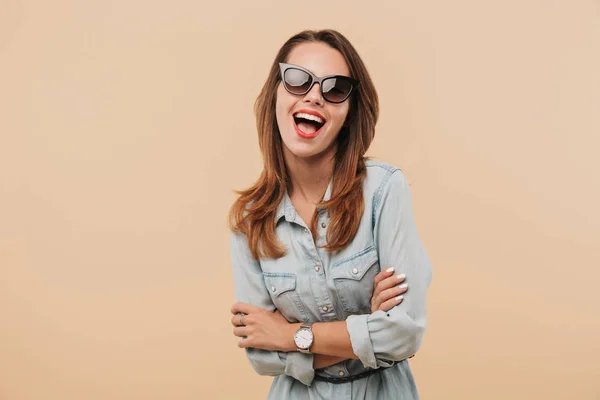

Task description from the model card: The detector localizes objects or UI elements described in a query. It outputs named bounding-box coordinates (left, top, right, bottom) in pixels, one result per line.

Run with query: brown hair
left=229, top=29, right=379, bottom=261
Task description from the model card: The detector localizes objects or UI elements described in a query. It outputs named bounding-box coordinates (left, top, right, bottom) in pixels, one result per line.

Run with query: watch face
left=294, top=328, right=313, bottom=349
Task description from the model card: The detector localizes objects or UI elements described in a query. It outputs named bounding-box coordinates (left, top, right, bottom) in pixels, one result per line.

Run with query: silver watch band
left=301, top=321, right=313, bottom=330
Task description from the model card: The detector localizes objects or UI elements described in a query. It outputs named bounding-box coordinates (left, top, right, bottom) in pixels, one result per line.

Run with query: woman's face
left=275, top=42, right=351, bottom=161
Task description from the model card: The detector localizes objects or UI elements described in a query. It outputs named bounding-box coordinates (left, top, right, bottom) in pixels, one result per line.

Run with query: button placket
left=298, top=217, right=338, bottom=321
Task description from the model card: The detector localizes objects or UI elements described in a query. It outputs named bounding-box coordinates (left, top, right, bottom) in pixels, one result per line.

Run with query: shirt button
left=352, top=268, right=359, bottom=274
left=322, top=306, right=328, bottom=312
left=271, top=286, right=276, bottom=292
left=304, top=228, right=309, bottom=234
left=321, top=222, right=327, bottom=228
left=338, top=370, right=345, bottom=376
left=314, top=265, right=320, bottom=272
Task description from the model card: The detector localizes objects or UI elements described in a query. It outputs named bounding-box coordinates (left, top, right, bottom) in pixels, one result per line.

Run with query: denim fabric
left=230, top=159, right=433, bottom=400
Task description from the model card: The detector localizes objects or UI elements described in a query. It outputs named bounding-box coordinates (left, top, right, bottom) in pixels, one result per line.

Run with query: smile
left=292, top=109, right=327, bottom=139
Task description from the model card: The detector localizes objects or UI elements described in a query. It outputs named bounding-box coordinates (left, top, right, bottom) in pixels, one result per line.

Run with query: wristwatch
left=293, top=321, right=314, bottom=354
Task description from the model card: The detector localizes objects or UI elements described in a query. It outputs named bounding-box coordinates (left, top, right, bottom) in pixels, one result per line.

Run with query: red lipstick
left=292, top=109, right=326, bottom=139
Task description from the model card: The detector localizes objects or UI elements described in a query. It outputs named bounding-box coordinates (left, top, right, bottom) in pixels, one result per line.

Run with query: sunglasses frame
left=278, top=62, right=360, bottom=104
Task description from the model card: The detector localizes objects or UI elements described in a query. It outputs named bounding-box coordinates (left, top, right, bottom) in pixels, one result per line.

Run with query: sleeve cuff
left=279, top=351, right=315, bottom=386
left=346, top=313, right=378, bottom=369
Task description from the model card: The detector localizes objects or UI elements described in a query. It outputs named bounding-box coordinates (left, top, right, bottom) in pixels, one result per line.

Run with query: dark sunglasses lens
left=284, top=68, right=312, bottom=94
left=322, top=77, right=353, bottom=102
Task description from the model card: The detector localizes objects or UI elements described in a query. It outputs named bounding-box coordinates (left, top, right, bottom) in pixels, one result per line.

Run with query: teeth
left=294, top=112, right=324, bottom=124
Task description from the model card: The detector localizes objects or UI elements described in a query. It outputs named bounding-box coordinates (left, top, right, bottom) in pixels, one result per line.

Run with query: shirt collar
left=275, top=179, right=333, bottom=223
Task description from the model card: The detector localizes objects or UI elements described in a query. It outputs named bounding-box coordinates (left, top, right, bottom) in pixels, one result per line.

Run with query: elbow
left=382, top=319, right=427, bottom=363
left=395, top=326, right=425, bottom=361
left=249, top=360, right=280, bottom=376
left=246, top=349, right=315, bottom=386
left=246, top=349, right=284, bottom=376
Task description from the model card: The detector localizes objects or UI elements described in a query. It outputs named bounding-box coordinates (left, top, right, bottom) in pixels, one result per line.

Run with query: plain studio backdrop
left=1, top=1, right=599, bottom=399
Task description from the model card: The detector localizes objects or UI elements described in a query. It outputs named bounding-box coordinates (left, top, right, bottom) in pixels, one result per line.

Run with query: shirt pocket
left=262, top=272, right=309, bottom=322
left=330, top=246, right=380, bottom=314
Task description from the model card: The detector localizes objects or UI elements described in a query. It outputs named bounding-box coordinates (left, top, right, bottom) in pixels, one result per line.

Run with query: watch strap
left=301, top=321, right=314, bottom=330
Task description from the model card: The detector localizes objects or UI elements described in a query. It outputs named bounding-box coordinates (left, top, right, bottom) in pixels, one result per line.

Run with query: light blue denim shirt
left=230, top=159, right=433, bottom=400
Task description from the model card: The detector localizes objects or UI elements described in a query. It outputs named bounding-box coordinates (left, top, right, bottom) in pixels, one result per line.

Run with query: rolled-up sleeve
left=230, top=230, right=315, bottom=385
left=346, top=169, right=433, bottom=369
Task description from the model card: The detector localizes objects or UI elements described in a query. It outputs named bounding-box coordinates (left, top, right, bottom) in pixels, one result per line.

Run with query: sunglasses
left=279, top=62, right=360, bottom=104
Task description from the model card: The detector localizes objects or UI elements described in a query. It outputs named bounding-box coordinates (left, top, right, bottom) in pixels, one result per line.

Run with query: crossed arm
left=231, top=263, right=406, bottom=367
left=229, top=170, right=432, bottom=386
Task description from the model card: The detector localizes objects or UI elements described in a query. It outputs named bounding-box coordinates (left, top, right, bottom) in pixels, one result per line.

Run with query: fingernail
left=386, top=267, right=395, bottom=273
left=399, top=283, right=408, bottom=289
left=396, top=295, right=404, bottom=301
left=397, top=274, right=406, bottom=280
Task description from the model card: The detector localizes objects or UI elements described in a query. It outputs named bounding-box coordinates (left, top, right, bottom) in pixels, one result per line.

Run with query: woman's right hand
left=370, top=267, right=408, bottom=313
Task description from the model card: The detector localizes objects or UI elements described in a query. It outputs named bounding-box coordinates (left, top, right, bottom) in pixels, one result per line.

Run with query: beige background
left=1, top=1, right=599, bottom=399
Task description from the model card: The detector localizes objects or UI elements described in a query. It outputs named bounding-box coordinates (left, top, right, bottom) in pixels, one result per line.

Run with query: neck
left=284, top=146, right=335, bottom=204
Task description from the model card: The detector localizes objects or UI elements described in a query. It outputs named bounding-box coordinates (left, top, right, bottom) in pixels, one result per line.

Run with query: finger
left=372, top=268, right=398, bottom=299
left=232, top=314, right=248, bottom=326
left=373, top=280, right=407, bottom=310
left=373, top=285, right=407, bottom=311
left=230, top=313, right=246, bottom=326
left=238, top=337, right=251, bottom=348
left=231, top=302, right=255, bottom=315
left=375, top=273, right=406, bottom=296
left=373, top=267, right=395, bottom=286
left=233, top=326, right=250, bottom=338
left=377, top=283, right=408, bottom=303
left=378, top=295, right=404, bottom=312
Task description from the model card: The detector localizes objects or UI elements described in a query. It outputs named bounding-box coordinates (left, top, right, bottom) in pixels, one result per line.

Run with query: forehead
left=286, top=42, right=350, bottom=77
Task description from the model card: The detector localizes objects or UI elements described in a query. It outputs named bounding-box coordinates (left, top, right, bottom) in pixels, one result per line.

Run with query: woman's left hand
left=230, top=302, right=295, bottom=351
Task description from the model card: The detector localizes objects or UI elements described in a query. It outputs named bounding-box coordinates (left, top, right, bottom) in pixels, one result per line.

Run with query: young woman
left=229, top=29, right=432, bottom=399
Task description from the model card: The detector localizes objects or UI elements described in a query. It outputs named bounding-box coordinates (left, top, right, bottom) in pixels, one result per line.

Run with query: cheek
left=275, top=90, right=287, bottom=126
left=330, top=107, right=350, bottom=130
left=275, top=86, right=294, bottom=119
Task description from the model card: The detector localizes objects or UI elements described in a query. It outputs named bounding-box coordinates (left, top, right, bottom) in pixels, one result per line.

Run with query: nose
left=302, top=82, right=324, bottom=106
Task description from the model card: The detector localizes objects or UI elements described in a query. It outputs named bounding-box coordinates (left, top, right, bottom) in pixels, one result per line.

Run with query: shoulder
left=363, top=158, right=411, bottom=218
left=364, top=158, right=408, bottom=193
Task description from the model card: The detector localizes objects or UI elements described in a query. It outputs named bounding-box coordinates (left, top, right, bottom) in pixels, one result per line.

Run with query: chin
left=284, top=144, right=324, bottom=159
left=280, top=130, right=337, bottom=161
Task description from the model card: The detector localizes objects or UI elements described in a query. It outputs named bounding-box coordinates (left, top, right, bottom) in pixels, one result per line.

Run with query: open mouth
left=293, top=112, right=326, bottom=137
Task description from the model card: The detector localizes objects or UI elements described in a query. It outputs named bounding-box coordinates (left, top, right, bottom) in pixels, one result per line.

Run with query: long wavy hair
left=229, top=29, right=379, bottom=261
